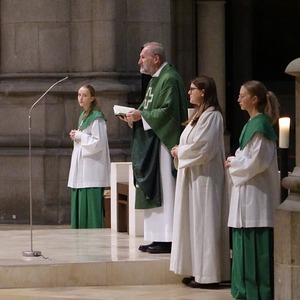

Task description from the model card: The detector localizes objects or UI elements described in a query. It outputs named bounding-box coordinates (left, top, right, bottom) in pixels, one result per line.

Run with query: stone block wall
left=0, top=0, right=175, bottom=224
left=0, top=77, right=137, bottom=224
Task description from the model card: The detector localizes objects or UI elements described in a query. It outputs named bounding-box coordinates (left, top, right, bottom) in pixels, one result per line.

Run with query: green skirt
left=71, top=187, right=104, bottom=229
left=231, top=227, right=274, bottom=300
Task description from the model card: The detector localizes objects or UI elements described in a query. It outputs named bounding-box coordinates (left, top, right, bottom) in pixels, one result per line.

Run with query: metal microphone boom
left=22, top=76, right=68, bottom=257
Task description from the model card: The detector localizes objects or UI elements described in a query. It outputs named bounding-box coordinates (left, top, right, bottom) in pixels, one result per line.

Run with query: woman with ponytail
left=68, top=85, right=111, bottom=228
left=225, top=80, right=280, bottom=300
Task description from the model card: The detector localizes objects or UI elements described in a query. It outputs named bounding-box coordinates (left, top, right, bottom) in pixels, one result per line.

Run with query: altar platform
left=0, top=225, right=231, bottom=299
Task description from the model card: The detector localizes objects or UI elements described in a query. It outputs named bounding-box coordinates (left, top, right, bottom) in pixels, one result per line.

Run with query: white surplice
left=170, top=108, right=230, bottom=283
left=68, top=118, right=111, bottom=188
left=227, top=132, right=280, bottom=228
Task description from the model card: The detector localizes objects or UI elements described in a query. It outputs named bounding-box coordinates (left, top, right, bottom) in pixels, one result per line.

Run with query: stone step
left=0, top=226, right=181, bottom=289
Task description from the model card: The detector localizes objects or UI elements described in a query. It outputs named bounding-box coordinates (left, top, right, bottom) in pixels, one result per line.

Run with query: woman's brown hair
left=185, top=75, right=222, bottom=126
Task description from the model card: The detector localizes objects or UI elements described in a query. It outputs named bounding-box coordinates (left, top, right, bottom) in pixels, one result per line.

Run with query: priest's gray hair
left=143, top=42, right=166, bottom=62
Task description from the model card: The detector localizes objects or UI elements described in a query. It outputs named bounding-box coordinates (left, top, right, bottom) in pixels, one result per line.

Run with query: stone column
left=274, top=58, right=300, bottom=300
left=195, top=1, right=230, bottom=153
left=195, top=0, right=226, bottom=118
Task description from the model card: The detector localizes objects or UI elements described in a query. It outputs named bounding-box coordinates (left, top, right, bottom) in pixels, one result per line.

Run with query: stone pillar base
left=274, top=168, right=300, bottom=300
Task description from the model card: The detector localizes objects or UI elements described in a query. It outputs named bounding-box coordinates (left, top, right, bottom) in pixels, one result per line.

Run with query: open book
left=113, top=105, right=135, bottom=116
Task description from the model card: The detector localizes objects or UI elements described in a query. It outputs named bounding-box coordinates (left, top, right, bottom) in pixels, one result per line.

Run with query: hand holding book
left=113, top=105, right=135, bottom=117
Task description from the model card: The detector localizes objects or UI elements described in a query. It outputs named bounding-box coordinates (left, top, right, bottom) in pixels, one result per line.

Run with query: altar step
left=0, top=226, right=181, bottom=289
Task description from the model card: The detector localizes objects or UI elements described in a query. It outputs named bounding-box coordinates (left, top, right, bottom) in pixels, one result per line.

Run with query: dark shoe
left=138, top=242, right=155, bottom=252
left=146, top=242, right=172, bottom=254
left=188, top=280, right=220, bottom=289
left=181, top=276, right=195, bottom=285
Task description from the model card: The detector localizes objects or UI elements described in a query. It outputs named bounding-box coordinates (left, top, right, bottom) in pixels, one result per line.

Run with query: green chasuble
left=239, top=114, right=277, bottom=150
left=78, top=109, right=106, bottom=130
left=132, top=64, right=188, bottom=209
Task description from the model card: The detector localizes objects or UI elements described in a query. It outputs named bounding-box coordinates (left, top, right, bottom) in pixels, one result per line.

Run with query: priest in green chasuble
left=123, top=42, right=188, bottom=254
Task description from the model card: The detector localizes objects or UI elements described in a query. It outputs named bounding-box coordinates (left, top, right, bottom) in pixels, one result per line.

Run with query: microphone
left=29, top=76, right=68, bottom=116
left=23, top=76, right=69, bottom=258
left=66, top=74, right=76, bottom=80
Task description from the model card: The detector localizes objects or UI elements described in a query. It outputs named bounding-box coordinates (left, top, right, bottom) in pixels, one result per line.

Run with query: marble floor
left=0, top=225, right=232, bottom=300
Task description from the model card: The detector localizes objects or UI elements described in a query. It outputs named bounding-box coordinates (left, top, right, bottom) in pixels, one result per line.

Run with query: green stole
left=132, top=64, right=188, bottom=209
left=239, top=114, right=277, bottom=150
left=78, top=110, right=105, bottom=131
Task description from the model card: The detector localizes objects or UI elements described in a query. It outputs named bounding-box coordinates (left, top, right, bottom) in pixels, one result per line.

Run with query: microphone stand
left=22, top=76, right=68, bottom=257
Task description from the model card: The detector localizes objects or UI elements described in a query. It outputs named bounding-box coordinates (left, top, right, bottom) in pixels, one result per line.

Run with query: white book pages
left=113, top=105, right=135, bottom=116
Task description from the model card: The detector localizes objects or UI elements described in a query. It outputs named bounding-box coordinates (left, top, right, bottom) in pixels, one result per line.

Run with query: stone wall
left=0, top=0, right=174, bottom=224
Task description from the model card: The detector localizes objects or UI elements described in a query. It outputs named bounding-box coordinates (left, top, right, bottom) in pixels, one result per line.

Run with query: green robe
left=239, top=113, right=277, bottom=150
left=78, top=109, right=106, bottom=130
left=132, top=64, right=188, bottom=209
left=71, top=109, right=107, bottom=229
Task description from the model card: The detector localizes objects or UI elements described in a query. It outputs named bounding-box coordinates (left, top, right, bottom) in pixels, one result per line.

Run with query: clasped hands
left=171, top=145, right=178, bottom=158
left=224, top=158, right=231, bottom=168
left=69, top=129, right=77, bottom=141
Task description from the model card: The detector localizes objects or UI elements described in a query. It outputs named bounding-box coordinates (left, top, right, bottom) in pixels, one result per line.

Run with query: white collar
left=152, top=62, right=168, bottom=77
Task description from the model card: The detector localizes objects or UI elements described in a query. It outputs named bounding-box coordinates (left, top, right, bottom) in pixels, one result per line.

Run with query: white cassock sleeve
left=75, top=118, right=107, bottom=157
left=177, top=111, right=223, bottom=168
left=228, top=132, right=276, bottom=187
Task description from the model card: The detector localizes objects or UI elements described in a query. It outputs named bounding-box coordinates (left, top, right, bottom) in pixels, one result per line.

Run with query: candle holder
left=279, top=147, right=289, bottom=202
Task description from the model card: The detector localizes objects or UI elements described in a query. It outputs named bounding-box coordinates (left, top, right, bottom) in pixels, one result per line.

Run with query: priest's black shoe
left=181, top=276, right=195, bottom=285
left=138, top=242, right=156, bottom=252
left=188, top=280, right=220, bottom=289
left=146, top=242, right=172, bottom=254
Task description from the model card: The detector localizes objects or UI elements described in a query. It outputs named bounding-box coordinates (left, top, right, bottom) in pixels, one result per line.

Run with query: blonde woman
left=225, top=80, right=280, bottom=299
left=68, top=85, right=110, bottom=228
